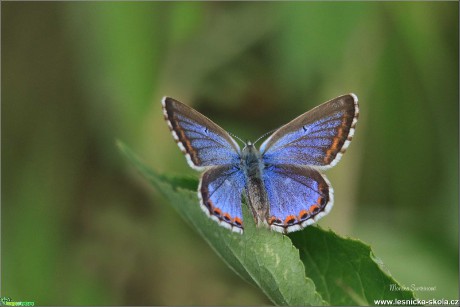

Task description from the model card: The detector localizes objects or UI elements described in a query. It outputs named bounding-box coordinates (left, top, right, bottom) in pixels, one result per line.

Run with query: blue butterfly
left=162, top=94, right=359, bottom=234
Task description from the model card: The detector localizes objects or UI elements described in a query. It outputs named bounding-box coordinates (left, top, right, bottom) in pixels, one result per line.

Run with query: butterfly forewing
left=162, top=97, right=240, bottom=170
left=263, top=165, right=333, bottom=233
left=260, top=94, right=359, bottom=169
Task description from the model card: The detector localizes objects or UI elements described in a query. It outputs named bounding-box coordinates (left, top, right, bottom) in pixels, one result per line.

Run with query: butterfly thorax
left=240, top=142, right=263, bottom=176
left=240, top=142, right=270, bottom=226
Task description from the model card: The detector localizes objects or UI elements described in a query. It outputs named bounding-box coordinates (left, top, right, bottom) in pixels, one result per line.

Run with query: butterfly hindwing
left=260, top=94, right=359, bottom=169
left=199, top=165, right=246, bottom=233
left=263, top=164, right=333, bottom=233
left=163, top=97, right=240, bottom=170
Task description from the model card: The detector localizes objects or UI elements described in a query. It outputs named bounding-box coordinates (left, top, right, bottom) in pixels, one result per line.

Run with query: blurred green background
left=2, top=2, right=458, bottom=305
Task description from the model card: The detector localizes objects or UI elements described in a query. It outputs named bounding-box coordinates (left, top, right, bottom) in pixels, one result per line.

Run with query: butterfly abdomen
left=241, top=143, right=270, bottom=226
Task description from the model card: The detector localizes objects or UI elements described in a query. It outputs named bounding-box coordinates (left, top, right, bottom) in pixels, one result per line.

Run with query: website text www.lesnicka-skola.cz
left=374, top=298, right=459, bottom=306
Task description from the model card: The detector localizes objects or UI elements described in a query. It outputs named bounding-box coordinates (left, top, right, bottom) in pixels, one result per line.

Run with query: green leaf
left=118, top=141, right=415, bottom=306
left=289, top=228, right=416, bottom=305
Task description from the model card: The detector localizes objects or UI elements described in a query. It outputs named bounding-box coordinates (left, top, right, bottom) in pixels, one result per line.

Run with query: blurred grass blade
left=118, top=141, right=323, bottom=306
left=119, top=141, right=415, bottom=306
left=289, top=228, right=416, bottom=305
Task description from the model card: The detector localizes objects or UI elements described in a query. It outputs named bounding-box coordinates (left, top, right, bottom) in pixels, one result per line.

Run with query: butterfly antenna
left=228, top=131, right=245, bottom=145
left=253, top=127, right=279, bottom=145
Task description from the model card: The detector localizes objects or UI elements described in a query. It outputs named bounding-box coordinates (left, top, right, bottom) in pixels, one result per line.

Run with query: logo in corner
left=0, top=297, right=34, bottom=306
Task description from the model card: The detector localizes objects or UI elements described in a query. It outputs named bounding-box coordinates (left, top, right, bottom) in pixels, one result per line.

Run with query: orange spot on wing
left=284, top=215, right=297, bottom=225
left=332, top=138, right=340, bottom=150
left=324, top=132, right=345, bottom=163
left=317, top=197, right=323, bottom=206
left=233, top=217, right=242, bottom=226
left=299, top=210, right=309, bottom=220
left=337, top=127, right=344, bottom=138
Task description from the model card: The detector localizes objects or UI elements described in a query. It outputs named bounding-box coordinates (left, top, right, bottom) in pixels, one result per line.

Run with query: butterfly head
left=241, top=141, right=257, bottom=156
left=244, top=140, right=253, bottom=147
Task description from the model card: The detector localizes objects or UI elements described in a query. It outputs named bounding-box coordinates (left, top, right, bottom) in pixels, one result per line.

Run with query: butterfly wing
left=199, top=165, right=246, bottom=233
left=263, top=164, right=333, bottom=233
left=163, top=97, right=240, bottom=170
left=260, top=94, right=359, bottom=169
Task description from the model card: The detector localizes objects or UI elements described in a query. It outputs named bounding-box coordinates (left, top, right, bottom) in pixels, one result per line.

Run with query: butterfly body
left=162, top=94, right=359, bottom=234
